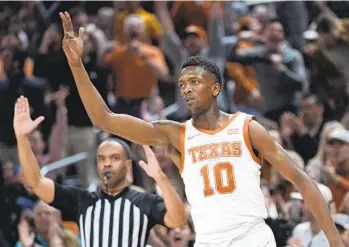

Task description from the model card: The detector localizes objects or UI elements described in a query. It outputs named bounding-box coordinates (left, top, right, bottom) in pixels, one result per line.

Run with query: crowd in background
left=1, top=1, right=349, bottom=247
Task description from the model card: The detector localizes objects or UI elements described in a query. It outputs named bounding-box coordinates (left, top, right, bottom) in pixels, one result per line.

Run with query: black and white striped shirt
left=50, top=184, right=167, bottom=247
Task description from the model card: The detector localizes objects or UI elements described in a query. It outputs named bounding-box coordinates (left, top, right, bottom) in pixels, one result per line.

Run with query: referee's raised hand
left=139, top=145, right=165, bottom=181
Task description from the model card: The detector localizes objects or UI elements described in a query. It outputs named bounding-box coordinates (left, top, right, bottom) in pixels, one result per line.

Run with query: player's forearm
left=68, top=60, right=112, bottom=127
left=16, top=136, right=42, bottom=189
left=295, top=176, right=342, bottom=245
left=155, top=174, right=187, bottom=227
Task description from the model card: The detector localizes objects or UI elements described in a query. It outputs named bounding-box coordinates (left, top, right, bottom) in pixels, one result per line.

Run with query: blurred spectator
left=141, top=94, right=167, bottom=122
left=226, top=16, right=264, bottom=115
left=323, top=128, right=349, bottom=209
left=275, top=1, right=308, bottom=51
left=171, top=1, right=223, bottom=33
left=48, top=217, right=80, bottom=247
left=15, top=201, right=78, bottom=247
left=231, top=19, right=308, bottom=122
left=287, top=183, right=333, bottom=247
left=341, top=109, right=349, bottom=131
left=96, top=7, right=115, bottom=41
left=31, top=87, right=68, bottom=169
left=105, top=14, right=168, bottom=119
left=2, top=163, right=38, bottom=246
left=114, top=1, right=162, bottom=45
left=0, top=38, right=27, bottom=164
left=333, top=214, right=349, bottom=247
left=307, top=17, right=349, bottom=120
left=251, top=4, right=275, bottom=32
left=307, top=121, right=343, bottom=183
left=280, top=93, right=328, bottom=163
left=339, top=192, right=349, bottom=215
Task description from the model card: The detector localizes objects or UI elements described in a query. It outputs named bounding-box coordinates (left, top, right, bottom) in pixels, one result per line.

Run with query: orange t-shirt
left=104, top=43, right=167, bottom=99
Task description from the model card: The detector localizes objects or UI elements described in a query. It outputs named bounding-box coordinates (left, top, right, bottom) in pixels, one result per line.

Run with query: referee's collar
left=98, top=186, right=130, bottom=200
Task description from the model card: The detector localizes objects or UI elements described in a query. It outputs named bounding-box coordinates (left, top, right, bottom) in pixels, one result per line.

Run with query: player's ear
left=212, top=82, right=220, bottom=97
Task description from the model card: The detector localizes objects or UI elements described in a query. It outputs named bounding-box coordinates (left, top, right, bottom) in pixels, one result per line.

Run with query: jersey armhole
left=243, top=115, right=263, bottom=165
left=179, top=124, right=186, bottom=174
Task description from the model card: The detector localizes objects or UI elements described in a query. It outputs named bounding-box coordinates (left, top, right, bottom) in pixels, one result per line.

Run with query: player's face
left=178, top=66, right=220, bottom=116
left=96, top=142, right=131, bottom=188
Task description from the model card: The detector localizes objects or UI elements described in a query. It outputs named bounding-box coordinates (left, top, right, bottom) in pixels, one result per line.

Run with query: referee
left=13, top=96, right=188, bottom=247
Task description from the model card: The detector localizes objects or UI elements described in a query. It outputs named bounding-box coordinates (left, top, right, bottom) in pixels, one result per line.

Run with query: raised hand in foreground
left=13, top=96, right=44, bottom=138
left=59, top=11, right=85, bottom=66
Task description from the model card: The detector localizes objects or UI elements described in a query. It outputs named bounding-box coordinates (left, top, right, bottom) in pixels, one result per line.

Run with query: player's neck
left=192, top=104, right=229, bottom=130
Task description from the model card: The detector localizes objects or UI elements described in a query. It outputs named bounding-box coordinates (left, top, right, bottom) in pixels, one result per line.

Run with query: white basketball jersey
left=181, top=112, right=268, bottom=243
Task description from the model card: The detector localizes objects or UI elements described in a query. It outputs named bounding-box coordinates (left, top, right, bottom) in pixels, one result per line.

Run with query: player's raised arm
left=248, top=119, right=344, bottom=247
left=13, top=96, right=55, bottom=203
left=59, top=12, right=174, bottom=146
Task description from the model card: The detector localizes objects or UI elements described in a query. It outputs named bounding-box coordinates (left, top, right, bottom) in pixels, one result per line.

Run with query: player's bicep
left=102, top=113, right=171, bottom=146
left=248, top=120, right=305, bottom=184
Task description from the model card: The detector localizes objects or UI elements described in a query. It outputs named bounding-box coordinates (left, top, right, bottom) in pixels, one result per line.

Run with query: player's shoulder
left=151, top=120, right=185, bottom=151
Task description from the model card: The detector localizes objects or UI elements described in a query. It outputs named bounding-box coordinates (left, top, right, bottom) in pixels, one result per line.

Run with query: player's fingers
left=78, top=27, right=85, bottom=39
left=14, top=101, right=20, bottom=115
left=23, top=97, right=29, bottom=113
left=59, top=12, right=68, bottom=33
left=64, top=12, right=74, bottom=33
left=18, top=96, right=25, bottom=113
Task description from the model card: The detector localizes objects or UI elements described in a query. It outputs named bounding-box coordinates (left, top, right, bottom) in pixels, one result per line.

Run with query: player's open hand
left=13, top=96, right=44, bottom=138
left=139, top=145, right=165, bottom=181
left=59, top=11, right=85, bottom=66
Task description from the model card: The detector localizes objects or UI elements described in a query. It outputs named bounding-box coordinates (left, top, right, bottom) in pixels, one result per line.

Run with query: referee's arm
left=16, top=132, right=80, bottom=221
left=16, top=134, right=56, bottom=203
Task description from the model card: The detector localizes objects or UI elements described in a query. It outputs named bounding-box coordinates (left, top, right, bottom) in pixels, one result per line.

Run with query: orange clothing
left=104, top=43, right=167, bottom=99
left=329, top=175, right=349, bottom=210
left=62, top=221, right=80, bottom=235
left=171, top=1, right=223, bottom=29
left=226, top=40, right=258, bottom=105
left=115, top=8, right=163, bottom=44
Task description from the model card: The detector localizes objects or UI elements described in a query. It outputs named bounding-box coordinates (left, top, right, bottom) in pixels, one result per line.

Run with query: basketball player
left=59, top=11, right=344, bottom=247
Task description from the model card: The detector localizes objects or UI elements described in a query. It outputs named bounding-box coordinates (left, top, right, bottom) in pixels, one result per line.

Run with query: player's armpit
left=247, top=120, right=305, bottom=184
left=32, top=177, right=55, bottom=204
left=101, top=114, right=181, bottom=146
left=166, top=144, right=182, bottom=169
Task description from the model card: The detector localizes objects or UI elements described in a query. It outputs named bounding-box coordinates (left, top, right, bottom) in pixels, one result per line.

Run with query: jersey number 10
left=200, top=162, right=236, bottom=197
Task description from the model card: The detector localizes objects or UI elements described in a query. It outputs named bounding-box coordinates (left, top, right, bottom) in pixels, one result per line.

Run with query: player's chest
left=185, top=134, right=244, bottom=165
